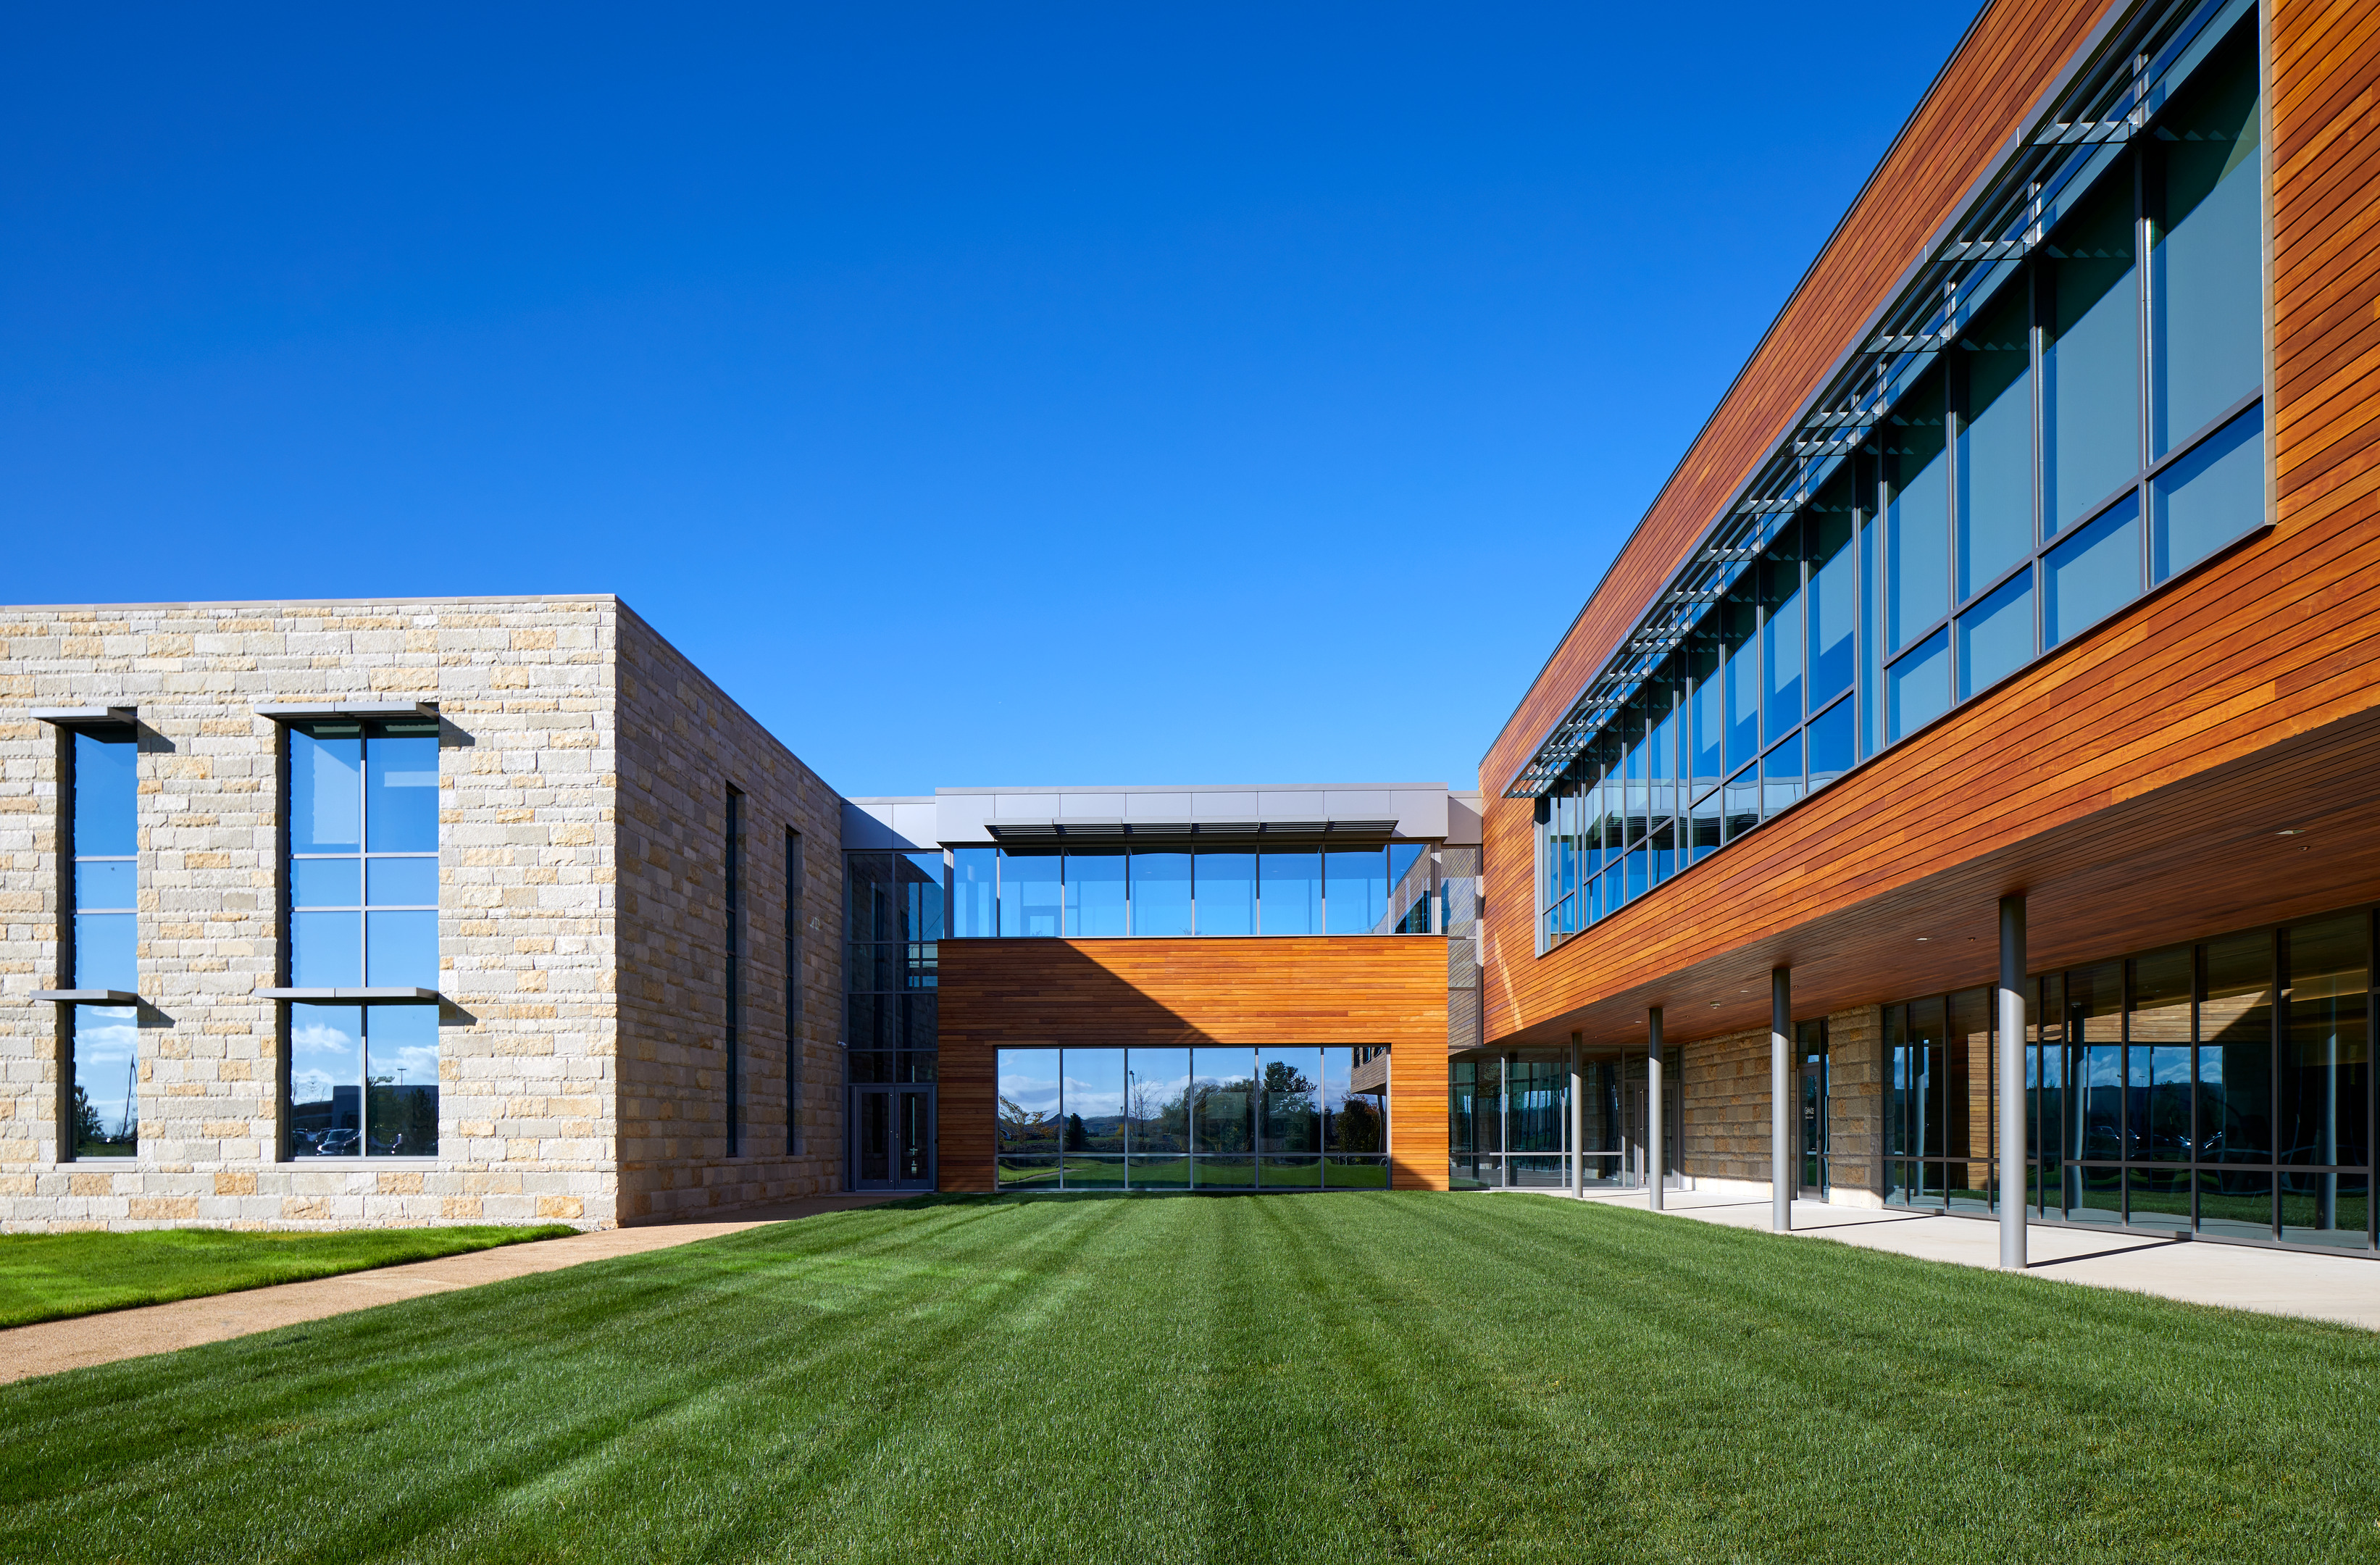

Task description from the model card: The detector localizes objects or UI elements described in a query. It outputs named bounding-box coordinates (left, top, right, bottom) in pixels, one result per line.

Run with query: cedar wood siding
left=1478, top=0, right=2380, bottom=1051
left=940, top=937, right=1450, bottom=1192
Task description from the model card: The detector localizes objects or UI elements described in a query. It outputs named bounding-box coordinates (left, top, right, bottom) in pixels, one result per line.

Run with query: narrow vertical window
left=69, top=725, right=139, bottom=1159
left=786, top=827, right=803, bottom=1156
left=287, top=717, right=440, bottom=1159
left=2043, top=159, right=2141, bottom=535
left=725, top=788, right=743, bottom=1157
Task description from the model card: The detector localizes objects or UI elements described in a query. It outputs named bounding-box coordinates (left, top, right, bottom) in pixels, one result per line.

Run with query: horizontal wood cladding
left=940, top=938, right=1451, bottom=1192
left=1477, top=0, right=2120, bottom=803
left=1477, top=0, right=2380, bottom=1055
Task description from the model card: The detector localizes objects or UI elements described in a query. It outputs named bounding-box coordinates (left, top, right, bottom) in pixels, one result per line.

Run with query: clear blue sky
left=2, top=3, right=1984, bottom=798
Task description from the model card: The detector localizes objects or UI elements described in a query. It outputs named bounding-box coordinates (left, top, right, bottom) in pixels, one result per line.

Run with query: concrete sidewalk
left=1523, top=1187, right=2380, bottom=1330
left=0, top=1195, right=900, bottom=1385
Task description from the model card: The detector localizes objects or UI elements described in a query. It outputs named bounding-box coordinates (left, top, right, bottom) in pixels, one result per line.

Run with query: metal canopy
left=1503, top=0, right=2249, bottom=799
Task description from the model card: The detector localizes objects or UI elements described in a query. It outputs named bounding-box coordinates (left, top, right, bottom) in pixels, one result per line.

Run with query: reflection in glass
left=1259, top=852, right=1320, bottom=936
left=1261, top=1047, right=1321, bottom=1153
left=1807, top=488, right=1856, bottom=709
left=1132, top=852, right=1193, bottom=937
left=1721, top=767, right=1760, bottom=844
left=2129, top=948, right=2193, bottom=1163
left=1193, top=1048, right=1256, bottom=1154
left=1885, top=370, right=1949, bottom=650
left=290, top=1004, right=365, bottom=1158
left=1688, top=638, right=1724, bottom=801
left=1958, top=283, right=2036, bottom=597
left=293, top=910, right=363, bottom=988
left=1324, top=1046, right=1388, bottom=1153
left=2282, top=917, right=2368, bottom=1185
left=1956, top=568, right=2034, bottom=700
left=1723, top=592, right=1759, bottom=771
left=2152, top=404, right=2264, bottom=583
left=2045, top=161, right=2140, bottom=533
left=952, top=848, right=996, bottom=938
left=2151, top=28, right=2261, bottom=456
left=2200, top=930, right=2272, bottom=1164
left=366, top=1003, right=440, bottom=1156
left=364, top=729, right=440, bottom=852
left=1886, top=629, right=1950, bottom=743
left=1761, top=733, right=1803, bottom=819
left=1064, top=851, right=1126, bottom=938
left=291, top=728, right=363, bottom=854
left=367, top=910, right=438, bottom=989
left=996, top=1048, right=1061, bottom=1155
left=1806, top=698, right=1855, bottom=793
left=1761, top=521, right=1803, bottom=739
left=1197, top=852, right=1256, bottom=937
left=998, top=851, right=1062, bottom=937
left=70, top=1006, right=138, bottom=1158
left=1062, top=1048, right=1128, bottom=1153
left=1324, top=848, right=1388, bottom=935
left=293, top=856, right=362, bottom=909
left=1128, top=1047, right=1191, bottom=1153
left=74, top=910, right=138, bottom=993
left=1687, top=785, right=1721, bottom=864
left=73, top=728, right=138, bottom=858
left=2043, top=493, right=2141, bottom=648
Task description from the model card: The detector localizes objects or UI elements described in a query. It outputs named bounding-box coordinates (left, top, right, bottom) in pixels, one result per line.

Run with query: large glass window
left=1324, top=848, right=1389, bottom=935
left=1132, top=851, right=1193, bottom=937
left=2150, top=22, right=2261, bottom=456
left=844, top=851, right=940, bottom=1088
left=288, top=1002, right=439, bottom=1159
left=1258, top=851, right=1321, bottom=936
left=288, top=719, right=440, bottom=990
left=998, top=1045, right=1386, bottom=1189
left=1884, top=369, right=1950, bottom=651
left=1955, top=283, right=2035, bottom=601
left=1064, top=850, right=1126, bottom=938
left=69, top=725, right=138, bottom=1159
left=1196, top=851, right=1256, bottom=936
left=2045, top=162, right=2142, bottom=534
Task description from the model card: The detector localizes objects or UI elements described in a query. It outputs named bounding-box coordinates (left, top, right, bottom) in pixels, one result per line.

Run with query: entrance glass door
left=852, top=1085, right=935, bottom=1190
left=1800, top=1061, right=1828, bottom=1195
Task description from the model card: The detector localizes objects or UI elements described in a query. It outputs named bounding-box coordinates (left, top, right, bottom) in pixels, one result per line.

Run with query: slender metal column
left=1771, top=967, right=1792, bottom=1232
left=1999, top=895, right=2029, bottom=1270
left=1647, top=1007, right=1666, bottom=1212
left=1569, top=1031, right=1584, bottom=1198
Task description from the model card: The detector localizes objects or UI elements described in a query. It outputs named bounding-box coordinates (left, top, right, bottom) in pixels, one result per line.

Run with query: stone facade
left=1677, top=1004, right=1880, bottom=1205
left=0, top=595, right=845, bottom=1231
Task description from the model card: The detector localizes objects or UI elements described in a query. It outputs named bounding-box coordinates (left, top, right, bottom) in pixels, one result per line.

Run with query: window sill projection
left=1521, top=0, right=2267, bottom=957
left=257, top=987, right=443, bottom=1003
left=30, top=990, right=141, bottom=1005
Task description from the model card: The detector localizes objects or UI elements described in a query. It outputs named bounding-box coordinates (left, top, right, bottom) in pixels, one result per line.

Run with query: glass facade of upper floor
left=1537, top=14, right=2266, bottom=951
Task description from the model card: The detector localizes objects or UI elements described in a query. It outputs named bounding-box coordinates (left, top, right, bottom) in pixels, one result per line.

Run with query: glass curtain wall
left=949, top=844, right=1431, bottom=938
left=995, top=1045, right=1388, bottom=1190
left=1537, top=16, right=2263, bottom=953
left=845, top=851, right=943, bottom=1084
left=285, top=717, right=441, bottom=1159
left=67, top=725, right=138, bottom=1159
left=1889, top=904, right=2376, bottom=1253
left=1449, top=1054, right=1624, bottom=1189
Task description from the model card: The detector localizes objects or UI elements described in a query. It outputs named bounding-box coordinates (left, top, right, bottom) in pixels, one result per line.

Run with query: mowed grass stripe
left=1, top=1193, right=2375, bottom=1564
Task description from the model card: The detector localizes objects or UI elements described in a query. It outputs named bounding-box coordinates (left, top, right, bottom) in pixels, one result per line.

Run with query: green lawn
left=0, top=1224, right=576, bottom=1328
left=3, top=1194, right=2376, bottom=1564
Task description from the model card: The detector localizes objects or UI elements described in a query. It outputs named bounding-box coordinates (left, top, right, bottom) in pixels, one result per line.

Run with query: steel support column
left=1569, top=1031, right=1584, bottom=1198
left=1999, top=895, right=2028, bottom=1270
left=1771, top=967, right=1792, bottom=1232
left=1648, top=1007, right=1666, bottom=1212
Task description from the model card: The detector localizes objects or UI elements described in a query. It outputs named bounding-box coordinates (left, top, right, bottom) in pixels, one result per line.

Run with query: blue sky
left=1, top=3, right=1983, bottom=798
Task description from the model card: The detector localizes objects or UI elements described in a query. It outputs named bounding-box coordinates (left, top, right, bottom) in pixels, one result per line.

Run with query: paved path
left=1521, top=1188, right=2380, bottom=1330
left=0, top=1195, right=900, bottom=1385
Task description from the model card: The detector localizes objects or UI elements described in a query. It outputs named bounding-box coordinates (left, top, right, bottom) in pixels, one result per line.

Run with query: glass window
left=1687, top=783, right=1721, bottom=864
left=1618, top=707, right=1647, bottom=848
left=2043, top=492, right=2142, bottom=648
left=951, top=848, right=996, bottom=938
left=1130, top=851, right=1193, bottom=938
left=1761, top=733, right=1803, bottom=819
left=2150, top=25, right=2261, bottom=456
left=1128, top=1048, right=1191, bottom=1154
left=1806, top=697, right=1855, bottom=793
left=996, top=1048, right=1061, bottom=1156
left=1687, top=638, right=1724, bottom=801
left=1648, top=681, right=1679, bottom=846
left=2130, top=948, right=2194, bottom=1164
left=1722, top=590, right=1760, bottom=771
left=1858, top=500, right=1882, bottom=757
left=1259, top=851, right=1321, bottom=936
left=998, top=850, right=1061, bottom=938
left=1261, top=1046, right=1321, bottom=1154
left=1063, top=850, right=1126, bottom=938
left=2152, top=403, right=2264, bottom=583
left=1956, top=283, right=2036, bottom=598
left=2045, top=160, right=2142, bottom=534
left=2200, top=930, right=2272, bottom=1165
left=1061, top=1048, right=1128, bottom=1154
left=1886, top=628, right=1951, bottom=743
left=1806, top=484, right=1856, bottom=709
left=1721, top=765, right=1760, bottom=843
left=1193, top=1047, right=1256, bottom=1154
left=71, top=728, right=138, bottom=1001
left=1324, top=847, right=1388, bottom=934
left=2282, top=916, right=2368, bottom=1172
left=289, top=1002, right=438, bottom=1157
left=70, top=1006, right=137, bottom=1159
left=288, top=719, right=440, bottom=992
left=1956, top=567, right=2035, bottom=700
left=1196, top=851, right=1256, bottom=936
left=1884, top=369, right=1950, bottom=651
left=1761, top=521, right=1804, bottom=740
left=1324, top=1046, right=1387, bottom=1153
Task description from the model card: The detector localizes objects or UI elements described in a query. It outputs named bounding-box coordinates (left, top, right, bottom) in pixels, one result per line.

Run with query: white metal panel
left=1124, top=791, right=1194, bottom=819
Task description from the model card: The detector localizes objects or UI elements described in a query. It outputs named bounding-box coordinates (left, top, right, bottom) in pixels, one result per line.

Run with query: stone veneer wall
left=1677, top=1004, right=1881, bottom=1203
left=0, top=596, right=622, bottom=1230
left=613, top=607, right=844, bottom=1221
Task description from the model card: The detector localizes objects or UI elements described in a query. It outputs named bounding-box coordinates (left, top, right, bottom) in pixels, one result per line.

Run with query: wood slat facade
left=1477, top=0, right=2380, bottom=1057
left=939, top=936, right=1451, bottom=1191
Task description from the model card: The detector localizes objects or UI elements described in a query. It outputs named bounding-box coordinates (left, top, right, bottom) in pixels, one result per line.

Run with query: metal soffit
left=983, top=819, right=1406, bottom=842
left=1503, top=0, right=2251, bottom=799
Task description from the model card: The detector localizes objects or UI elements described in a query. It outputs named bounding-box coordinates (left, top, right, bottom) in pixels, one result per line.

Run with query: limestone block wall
left=1677, top=1004, right=1880, bottom=1201
left=0, top=596, right=622, bottom=1230
left=614, top=607, right=844, bottom=1222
